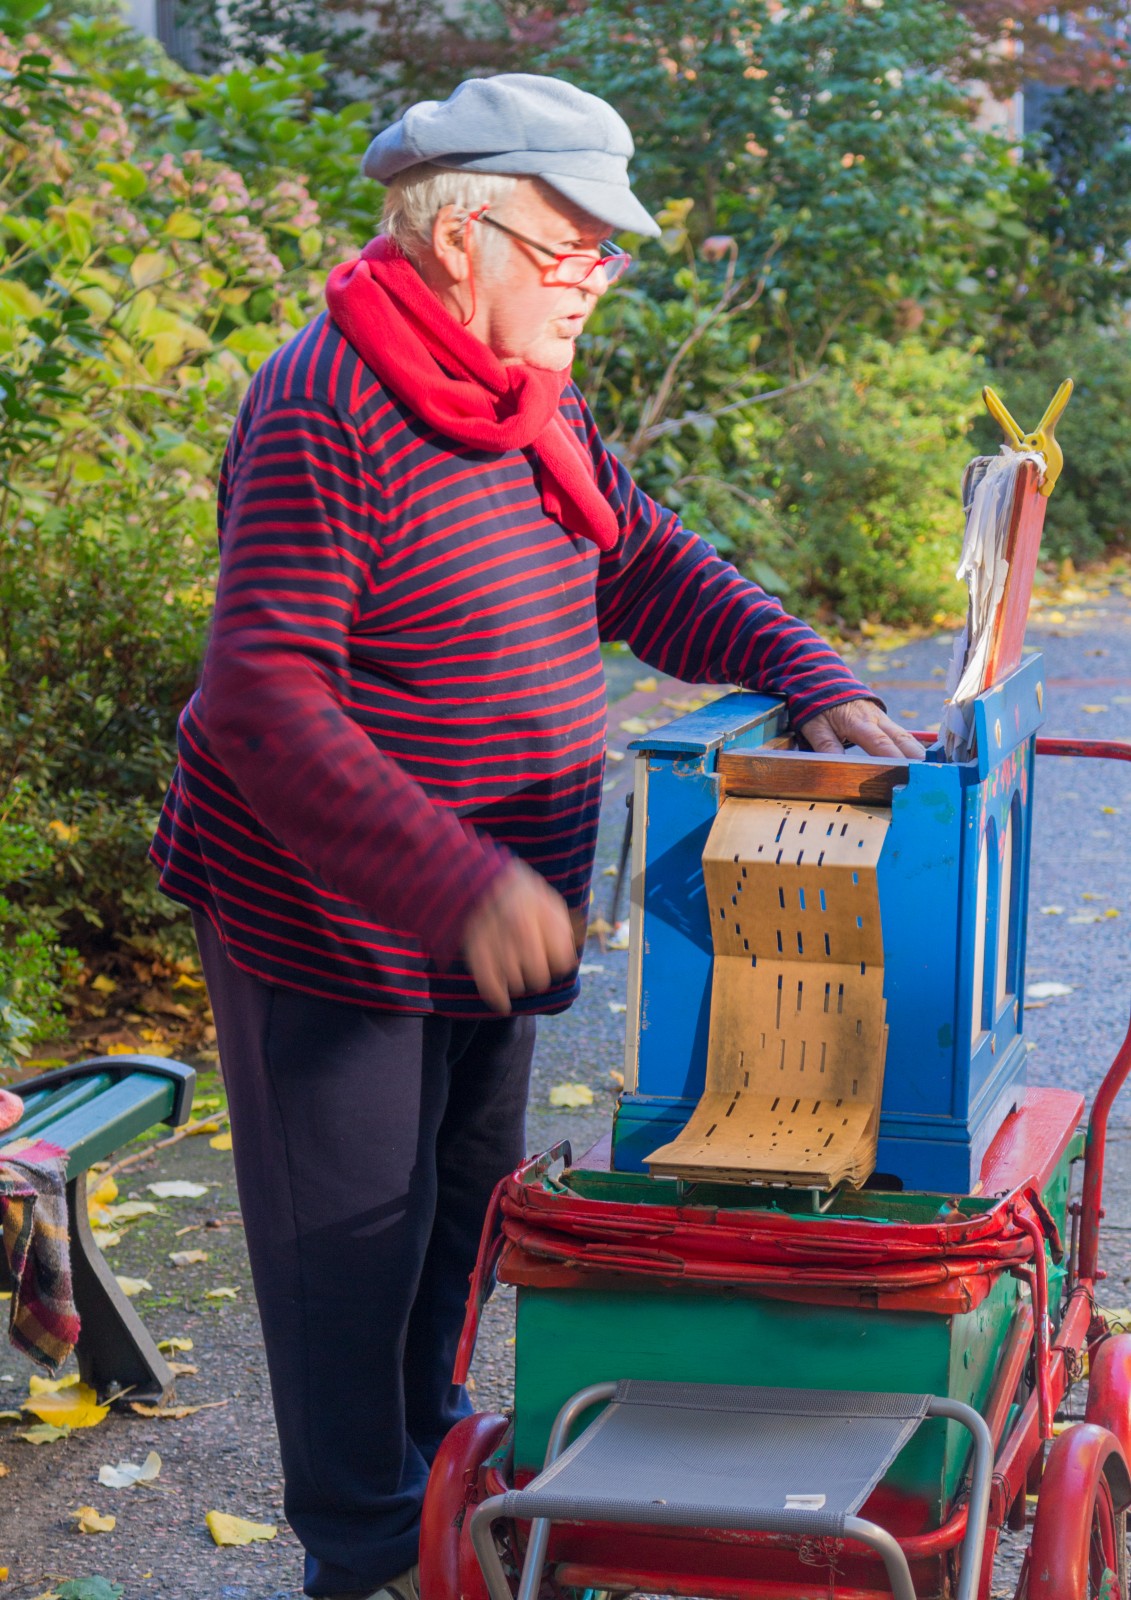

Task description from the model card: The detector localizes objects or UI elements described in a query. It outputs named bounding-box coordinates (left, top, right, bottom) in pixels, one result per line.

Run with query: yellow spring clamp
left=981, top=378, right=1073, bottom=497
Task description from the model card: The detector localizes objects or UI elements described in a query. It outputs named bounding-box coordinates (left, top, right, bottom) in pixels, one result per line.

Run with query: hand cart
left=422, top=740, right=1131, bottom=1600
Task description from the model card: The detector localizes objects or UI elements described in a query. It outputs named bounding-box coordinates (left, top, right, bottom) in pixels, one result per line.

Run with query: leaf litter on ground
left=24, top=1382, right=109, bottom=1429
left=549, top=1083, right=594, bottom=1109
left=130, top=1399, right=228, bottom=1419
left=99, top=1450, right=161, bottom=1489
left=147, top=1180, right=208, bottom=1199
left=17, top=1422, right=71, bottom=1444
left=114, top=1276, right=152, bottom=1297
left=205, top=1509, right=277, bottom=1546
left=72, top=1505, right=116, bottom=1533
left=1026, top=982, right=1074, bottom=1000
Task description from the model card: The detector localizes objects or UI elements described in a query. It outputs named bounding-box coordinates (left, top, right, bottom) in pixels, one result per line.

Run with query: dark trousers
left=193, top=915, right=535, bottom=1596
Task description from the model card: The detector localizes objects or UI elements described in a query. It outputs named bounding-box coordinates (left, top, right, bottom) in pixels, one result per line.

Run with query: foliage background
left=1, top=0, right=1129, bottom=1062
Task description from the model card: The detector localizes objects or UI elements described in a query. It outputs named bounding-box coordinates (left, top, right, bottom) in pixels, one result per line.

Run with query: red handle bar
left=1030, top=738, right=1131, bottom=1283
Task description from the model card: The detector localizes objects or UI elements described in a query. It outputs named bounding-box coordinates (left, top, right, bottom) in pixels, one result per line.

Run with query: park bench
left=1, top=1053, right=196, bottom=1403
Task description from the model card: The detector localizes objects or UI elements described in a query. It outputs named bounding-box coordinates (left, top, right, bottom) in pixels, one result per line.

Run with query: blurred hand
left=462, top=860, right=578, bottom=1014
left=800, top=698, right=925, bottom=762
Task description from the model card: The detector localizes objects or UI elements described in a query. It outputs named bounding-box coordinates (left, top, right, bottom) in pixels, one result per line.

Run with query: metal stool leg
left=472, top=1383, right=618, bottom=1600
left=927, top=1397, right=994, bottom=1600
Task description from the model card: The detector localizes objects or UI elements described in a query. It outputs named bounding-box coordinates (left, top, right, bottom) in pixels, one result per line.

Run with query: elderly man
left=152, top=73, right=921, bottom=1600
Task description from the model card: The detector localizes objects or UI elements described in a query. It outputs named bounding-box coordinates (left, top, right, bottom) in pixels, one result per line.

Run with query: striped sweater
left=151, top=311, right=871, bottom=1014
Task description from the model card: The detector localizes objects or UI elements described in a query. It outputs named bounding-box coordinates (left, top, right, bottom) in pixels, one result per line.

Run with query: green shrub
left=754, top=338, right=986, bottom=627
left=0, top=789, right=76, bottom=1071
left=0, top=24, right=333, bottom=963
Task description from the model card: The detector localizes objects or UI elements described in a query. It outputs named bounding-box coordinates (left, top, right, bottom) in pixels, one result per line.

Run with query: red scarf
left=325, top=237, right=619, bottom=552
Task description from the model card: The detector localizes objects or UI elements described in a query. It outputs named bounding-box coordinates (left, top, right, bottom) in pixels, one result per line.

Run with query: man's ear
left=430, top=204, right=470, bottom=284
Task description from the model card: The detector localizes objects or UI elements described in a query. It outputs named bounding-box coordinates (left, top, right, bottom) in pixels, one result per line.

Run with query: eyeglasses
left=470, top=209, right=632, bottom=287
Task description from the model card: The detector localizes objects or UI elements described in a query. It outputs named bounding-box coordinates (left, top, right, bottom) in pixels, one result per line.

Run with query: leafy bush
left=0, top=23, right=335, bottom=973
left=0, top=789, right=76, bottom=1069
left=751, top=339, right=986, bottom=628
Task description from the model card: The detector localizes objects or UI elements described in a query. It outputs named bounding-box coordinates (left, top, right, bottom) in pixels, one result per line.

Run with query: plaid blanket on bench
left=0, top=1139, right=80, bottom=1372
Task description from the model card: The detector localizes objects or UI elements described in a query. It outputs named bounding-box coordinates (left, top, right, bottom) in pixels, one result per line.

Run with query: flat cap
left=362, top=73, right=661, bottom=238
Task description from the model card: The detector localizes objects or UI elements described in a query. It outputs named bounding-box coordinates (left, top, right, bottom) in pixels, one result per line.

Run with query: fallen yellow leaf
left=1082, top=705, right=1108, bottom=714
left=102, top=1200, right=158, bottom=1223
left=169, top=1249, right=209, bottom=1267
left=618, top=717, right=649, bottom=735
left=173, top=973, right=205, bottom=990
left=130, top=1399, right=228, bottom=1419
left=209, top=1130, right=233, bottom=1151
left=24, top=1382, right=109, bottom=1429
left=90, top=974, right=118, bottom=995
left=206, top=1510, right=277, bottom=1546
left=115, top=1276, right=152, bottom=1297
left=166, top=1361, right=198, bottom=1377
left=17, top=1422, right=71, bottom=1443
left=204, top=1287, right=238, bottom=1300
left=0, top=1462, right=9, bottom=1476
left=73, top=1504, right=116, bottom=1533
left=87, top=1174, right=118, bottom=1212
left=549, top=1082, right=595, bottom=1108
left=157, top=1336, right=193, bottom=1354
left=632, top=676, right=659, bottom=693
left=28, top=1373, right=79, bottom=1396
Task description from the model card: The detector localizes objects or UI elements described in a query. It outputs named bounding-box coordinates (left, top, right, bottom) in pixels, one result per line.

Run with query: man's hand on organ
left=462, top=860, right=578, bottom=1014
left=800, top=698, right=926, bottom=762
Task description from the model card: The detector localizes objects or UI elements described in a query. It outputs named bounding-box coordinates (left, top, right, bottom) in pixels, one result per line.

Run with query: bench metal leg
left=68, top=1173, right=173, bottom=1404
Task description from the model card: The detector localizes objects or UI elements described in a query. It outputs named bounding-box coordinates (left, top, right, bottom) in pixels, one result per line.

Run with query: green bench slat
left=14, top=1076, right=117, bottom=1144
left=10, top=1075, right=179, bottom=1178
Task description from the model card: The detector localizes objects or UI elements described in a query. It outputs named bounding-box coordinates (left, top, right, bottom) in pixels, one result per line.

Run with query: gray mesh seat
left=470, top=1379, right=993, bottom=1600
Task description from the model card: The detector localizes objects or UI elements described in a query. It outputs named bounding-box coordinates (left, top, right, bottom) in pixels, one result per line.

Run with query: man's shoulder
left=245, top=311, right=395, bottom=438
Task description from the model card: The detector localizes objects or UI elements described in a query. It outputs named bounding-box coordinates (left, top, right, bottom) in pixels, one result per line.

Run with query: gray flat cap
left=362, top=73, right=661, bottom=238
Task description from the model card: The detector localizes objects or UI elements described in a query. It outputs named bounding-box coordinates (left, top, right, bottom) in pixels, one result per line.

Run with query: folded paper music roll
left=646, top=797, right=891, bottom=1189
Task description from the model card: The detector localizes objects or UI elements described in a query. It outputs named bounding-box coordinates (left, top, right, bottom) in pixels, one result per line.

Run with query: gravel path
left=1, top=584, right=1128, bottom=1598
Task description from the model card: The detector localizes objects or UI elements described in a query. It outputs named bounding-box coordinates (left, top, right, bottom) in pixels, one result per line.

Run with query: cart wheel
left=1024, top=1424, right=1131, bottom=1600
left=420, top=1411, right=510, bottom=1600
left=1088, top=1336, right=1131, bottom=1470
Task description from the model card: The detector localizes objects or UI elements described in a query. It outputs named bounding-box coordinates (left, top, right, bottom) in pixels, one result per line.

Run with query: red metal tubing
left=1035, top=737, right=1131, bottom=763
left=1014, top=1208, right=1054, bottom=1439
left=1078, top=1008, right=1131, bottom=1286
left=989, top=1286, right=1093, bottom=1523
left=1016, top=737, right=1131, bottom=1300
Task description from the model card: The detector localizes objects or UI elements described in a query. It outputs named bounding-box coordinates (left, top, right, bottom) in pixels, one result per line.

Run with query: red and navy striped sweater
left=151, top=311, right=871, bottom=1014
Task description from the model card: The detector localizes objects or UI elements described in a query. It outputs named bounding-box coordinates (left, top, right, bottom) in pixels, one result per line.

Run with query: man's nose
left=583, top=262, right=611, bottom=298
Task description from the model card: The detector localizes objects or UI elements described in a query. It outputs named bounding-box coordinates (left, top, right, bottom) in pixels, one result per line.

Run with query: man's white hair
left=382, top=163, right=519, bottom=269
